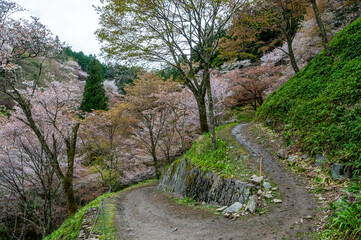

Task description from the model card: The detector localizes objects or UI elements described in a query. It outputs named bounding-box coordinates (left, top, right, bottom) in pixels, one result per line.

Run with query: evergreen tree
left=80, top=58, right=108, bottom=112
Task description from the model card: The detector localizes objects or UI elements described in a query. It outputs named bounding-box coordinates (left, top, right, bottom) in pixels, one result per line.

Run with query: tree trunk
left=204, top=66, right=216, bottom=148
left=286, top=35, right=300, bottom=73
left=311, top=0, right=331, bottom=56
left=196, top=97, right=209, bottom=133
left=62, top=177, right=77, bottom=216
left=63, top=123, right=80, bottom=216
left=152, top=150, right=160, bottom=179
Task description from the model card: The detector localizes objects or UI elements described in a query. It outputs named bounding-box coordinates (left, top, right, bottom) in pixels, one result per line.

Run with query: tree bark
left=311, top=0, right=331, bottom=56
left=204, top=66, right=216, bottom=148
left=286, top=35, right=300, bottom=73
left=62, top=177, right=77, bottom=216
left=196, top=97, right=209, bottom=133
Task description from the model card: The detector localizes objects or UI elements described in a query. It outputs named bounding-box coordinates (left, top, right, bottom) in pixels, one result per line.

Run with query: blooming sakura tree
left=0, top=1, right=81, bottom=216
left=124, top=73, right=180, bottom=178
left=0, top=80, right=83, bottom=217
left=0, top=126, right=61, bottom=238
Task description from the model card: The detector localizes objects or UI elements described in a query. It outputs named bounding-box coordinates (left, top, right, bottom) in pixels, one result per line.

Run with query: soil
left=114, top=124, right=318, bottom=240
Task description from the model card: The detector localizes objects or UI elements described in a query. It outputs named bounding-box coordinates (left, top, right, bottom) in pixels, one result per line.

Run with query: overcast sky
left=13, top=0, right=102, bottom=56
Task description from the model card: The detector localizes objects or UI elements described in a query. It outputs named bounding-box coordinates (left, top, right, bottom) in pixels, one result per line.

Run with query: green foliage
left=63, top=47, right=107, bottom=76
left=43, top=193, right=111, bottom=240
left=157, top=65, right=180, bottom=81
left=257, top=17, right=361, bottom=172
left=80, top=59, right=108, bottom=112
left=104, top=64, right=141, bottom=93
left=180, top=123, right=256, bottom=179
left=319, top=181, right=361, bottom=239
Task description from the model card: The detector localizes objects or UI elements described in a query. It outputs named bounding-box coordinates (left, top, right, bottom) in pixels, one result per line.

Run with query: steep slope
left=257, top=17, right=361, bottom=172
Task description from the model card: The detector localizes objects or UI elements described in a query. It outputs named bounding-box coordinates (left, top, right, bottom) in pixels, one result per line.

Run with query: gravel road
left=114, top=124, right=318, bottom=240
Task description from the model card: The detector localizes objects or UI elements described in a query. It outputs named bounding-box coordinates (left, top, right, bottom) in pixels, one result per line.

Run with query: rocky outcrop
left=157, top=159, right=256, bottom=206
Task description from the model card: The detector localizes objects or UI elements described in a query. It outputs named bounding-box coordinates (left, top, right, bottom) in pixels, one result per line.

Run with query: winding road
left=113, top=124, right=318, bottom=240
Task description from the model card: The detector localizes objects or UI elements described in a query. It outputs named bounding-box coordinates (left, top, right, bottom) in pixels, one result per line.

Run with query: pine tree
left=80, top=58, right=108, bottom=112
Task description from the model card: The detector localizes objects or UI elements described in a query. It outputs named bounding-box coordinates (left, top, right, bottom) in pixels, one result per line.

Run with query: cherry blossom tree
left=0, top=80, right=83, bottom=217
left=0, top=1, right=81, bottom=216
left=124, top=73, right=179, bottom=178
left=0, top=126, right=62, bottom=238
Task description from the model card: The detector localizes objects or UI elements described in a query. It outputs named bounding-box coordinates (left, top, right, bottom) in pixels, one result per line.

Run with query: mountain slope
left=257, top=17, right=361, bottom=172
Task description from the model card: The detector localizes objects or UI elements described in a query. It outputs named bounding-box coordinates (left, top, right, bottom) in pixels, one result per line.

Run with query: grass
left=257, top=17, right=361, bottom=174
left=318, top=181, right=361, bottom=239
left=181, top=123, right=256, bottom=179
left=44, top=180, right=156, bottom=240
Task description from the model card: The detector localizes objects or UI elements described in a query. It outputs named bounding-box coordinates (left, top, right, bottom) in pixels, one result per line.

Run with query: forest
left=0, top=0, right=361, bottom=239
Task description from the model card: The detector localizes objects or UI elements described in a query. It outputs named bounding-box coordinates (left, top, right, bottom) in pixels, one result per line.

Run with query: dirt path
left=114, top=124, right=318, bottom=240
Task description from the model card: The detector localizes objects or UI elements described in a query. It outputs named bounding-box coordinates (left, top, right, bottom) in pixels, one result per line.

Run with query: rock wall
left=157, top=159, right=256, bottom=206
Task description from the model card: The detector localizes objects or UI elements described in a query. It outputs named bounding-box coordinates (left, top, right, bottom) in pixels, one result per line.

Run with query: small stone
left=305, top=215, right=313, bottom=220
left=216, top=206, right=227, bottom=212
left=251, top=175, right=263, bottom=184
left=263, top=193, right=273, bottom=199
left=277, top=149, right=287, bottom=159
left=245, top=195, right=256, bottom=213
left=273, top=199, right=283, bottom=203
left=263, top=182, right=272, bottom=191
left=331, top=163, right=347, bottom=179
left=201, top=201, right=206, bottom=205
left=222, top=202, right=243, bottom=214
left=272, top=187, right=278, bottom=191
left=257, top=189, right=263, bottom=195
left=287, top=155, right=297, bottom=162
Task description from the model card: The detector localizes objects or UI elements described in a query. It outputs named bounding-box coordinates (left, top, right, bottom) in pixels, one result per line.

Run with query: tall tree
left=310, top=0, right=330, bottom=55
left=96, top=0, right=247, bottom=148
left=80, top=58, right=108, bottom=112
left=124, top=73, right=178, bottom=178
left=0, top=1, right=80, bottom=216
left=267, top=0, right=307, bottom=73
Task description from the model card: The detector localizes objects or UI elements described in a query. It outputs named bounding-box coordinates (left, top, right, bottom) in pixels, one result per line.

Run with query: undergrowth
left=257, top=17, right=361, bottom=174
left=319, top=181, right=361, bottom=239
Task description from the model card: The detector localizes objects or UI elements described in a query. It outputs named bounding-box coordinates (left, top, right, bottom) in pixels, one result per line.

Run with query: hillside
left=257, top=17, right=361, bottom=173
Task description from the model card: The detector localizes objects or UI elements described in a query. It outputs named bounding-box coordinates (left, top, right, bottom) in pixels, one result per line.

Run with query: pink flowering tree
left=0, top=1, right=81, bottom=216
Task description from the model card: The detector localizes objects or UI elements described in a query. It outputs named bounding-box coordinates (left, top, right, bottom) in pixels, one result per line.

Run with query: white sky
left=13, top=0, right=102, bottom=56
